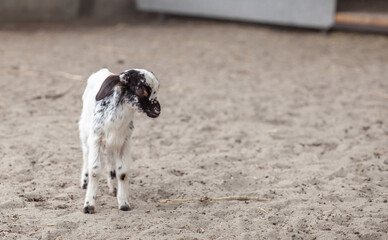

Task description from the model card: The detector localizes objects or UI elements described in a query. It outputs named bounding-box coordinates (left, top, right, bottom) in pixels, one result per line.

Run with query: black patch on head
left=121, top=70, right=145, bottom=86
left=120, top=174, right=126, bottom=181
left=118, top=166, right=122, bottom=170
left=85, top=173, right=88, bottom=177
left=92, top=165, right=98, bottom=169
left=119, top=69, right=161, bottom=118
left=110, top=170, right=116, bottom=179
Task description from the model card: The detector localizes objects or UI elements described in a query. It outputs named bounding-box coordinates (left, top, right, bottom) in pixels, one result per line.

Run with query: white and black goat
left=78, top=68, right=160, bottom=214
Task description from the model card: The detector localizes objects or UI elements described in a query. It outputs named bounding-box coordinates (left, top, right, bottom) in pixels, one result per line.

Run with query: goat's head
left=95, top=69, right=161, bottom=118
left=120, top=69, right=160, bottom=118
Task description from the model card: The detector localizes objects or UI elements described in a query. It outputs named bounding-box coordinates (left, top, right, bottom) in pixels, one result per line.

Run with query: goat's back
left=79, top=68, right=113, bottom=134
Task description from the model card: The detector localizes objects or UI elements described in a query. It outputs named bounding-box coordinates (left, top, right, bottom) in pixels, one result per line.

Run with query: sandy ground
left=0, top=18, right=387, bottom=240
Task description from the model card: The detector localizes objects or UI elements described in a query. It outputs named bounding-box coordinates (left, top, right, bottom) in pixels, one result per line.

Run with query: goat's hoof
left=83, top=205, right=95, bottom=214
left=109, top=188, right=117, bottom=197
left=119, top=203, right=130, bottom=211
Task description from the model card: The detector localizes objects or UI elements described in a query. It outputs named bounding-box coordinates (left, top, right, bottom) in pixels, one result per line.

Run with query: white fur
left=79, top=68, right=159, bottom=213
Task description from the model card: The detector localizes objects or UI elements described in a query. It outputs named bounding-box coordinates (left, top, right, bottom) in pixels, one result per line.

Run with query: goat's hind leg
left=83, top=136, right=103, bottom=214
left=80, top=133, right=89, bottom=189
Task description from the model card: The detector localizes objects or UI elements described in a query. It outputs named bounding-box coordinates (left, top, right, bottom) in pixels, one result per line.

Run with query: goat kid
left=79, top=68, right=160, bottom=214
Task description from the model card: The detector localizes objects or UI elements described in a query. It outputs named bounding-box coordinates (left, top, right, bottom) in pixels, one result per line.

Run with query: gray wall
left=0, top=0, right=136, bottom=21
left=136, top=0, right=337, bottom=29
left=83, top=0, right=137, bottom=19
left=0, top=0, right=80, bottom=21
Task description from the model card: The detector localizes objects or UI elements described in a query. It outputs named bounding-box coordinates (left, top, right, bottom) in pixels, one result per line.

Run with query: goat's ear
left=95, top=75, right=121, bottom=101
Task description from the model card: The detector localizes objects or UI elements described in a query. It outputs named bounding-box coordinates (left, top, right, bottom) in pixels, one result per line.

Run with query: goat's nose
left=146, top=100, right=161, bottom=118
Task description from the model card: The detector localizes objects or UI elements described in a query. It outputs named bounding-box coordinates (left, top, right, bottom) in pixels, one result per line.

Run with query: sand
left=0, top=19, right=387, bottom=239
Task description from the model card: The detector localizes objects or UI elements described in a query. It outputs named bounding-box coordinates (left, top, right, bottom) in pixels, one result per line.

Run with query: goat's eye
left=143, top=89, right=149, bottom=97
left=135, top=86, right=149, bottom=97
left=135, top=86, right=143, bottom=96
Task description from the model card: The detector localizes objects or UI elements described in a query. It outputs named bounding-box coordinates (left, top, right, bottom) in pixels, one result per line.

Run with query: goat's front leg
left=116, top=142, right=132, bottom=211
left=106, top=149, right=117, bottom=197
left=83, top=136, right=103, bottom=214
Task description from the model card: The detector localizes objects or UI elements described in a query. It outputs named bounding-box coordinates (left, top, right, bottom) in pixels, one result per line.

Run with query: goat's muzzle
left=146, top=99, right=161, bottom=118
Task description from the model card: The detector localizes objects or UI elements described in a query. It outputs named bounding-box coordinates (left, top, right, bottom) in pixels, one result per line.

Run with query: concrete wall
left=0, top=0, right=137, bottom=21
left=80, top=0, right=137, bottom=19
left=0, top=0, right=80, bottom=21
left=136, top=0, right=337, bottom=29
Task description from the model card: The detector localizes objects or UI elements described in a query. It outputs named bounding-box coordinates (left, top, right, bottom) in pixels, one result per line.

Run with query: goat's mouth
left=141, top=99, right=160, bottom=118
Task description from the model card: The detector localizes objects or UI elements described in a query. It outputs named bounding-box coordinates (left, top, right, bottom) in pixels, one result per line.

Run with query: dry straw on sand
left=157, top=196, right=268, bottom=204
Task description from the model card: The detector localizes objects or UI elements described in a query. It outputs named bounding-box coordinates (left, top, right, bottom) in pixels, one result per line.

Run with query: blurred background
left=0, top=0, right=388, bottom=31
left=0, top=1, right=387, bottom=239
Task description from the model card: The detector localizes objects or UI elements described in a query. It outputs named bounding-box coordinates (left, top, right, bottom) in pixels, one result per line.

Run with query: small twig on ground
left=371, top=91, right=388, bottom=99
left=265, top=129, right=278, bottom=134
left=39, top=224, right=55, bottom=227
left=53, top=71, right=84, bottom=81
left=31, top=84, right=74, bottom=100
left=157, top=196, right=267, bottom=204
left=374, top=151, right=388, bottom=158
left=44, top=91, right=69, bottom=100
left=8, top=66, right=84, bottom=81
left=257, top=207, right=267, bottom=214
